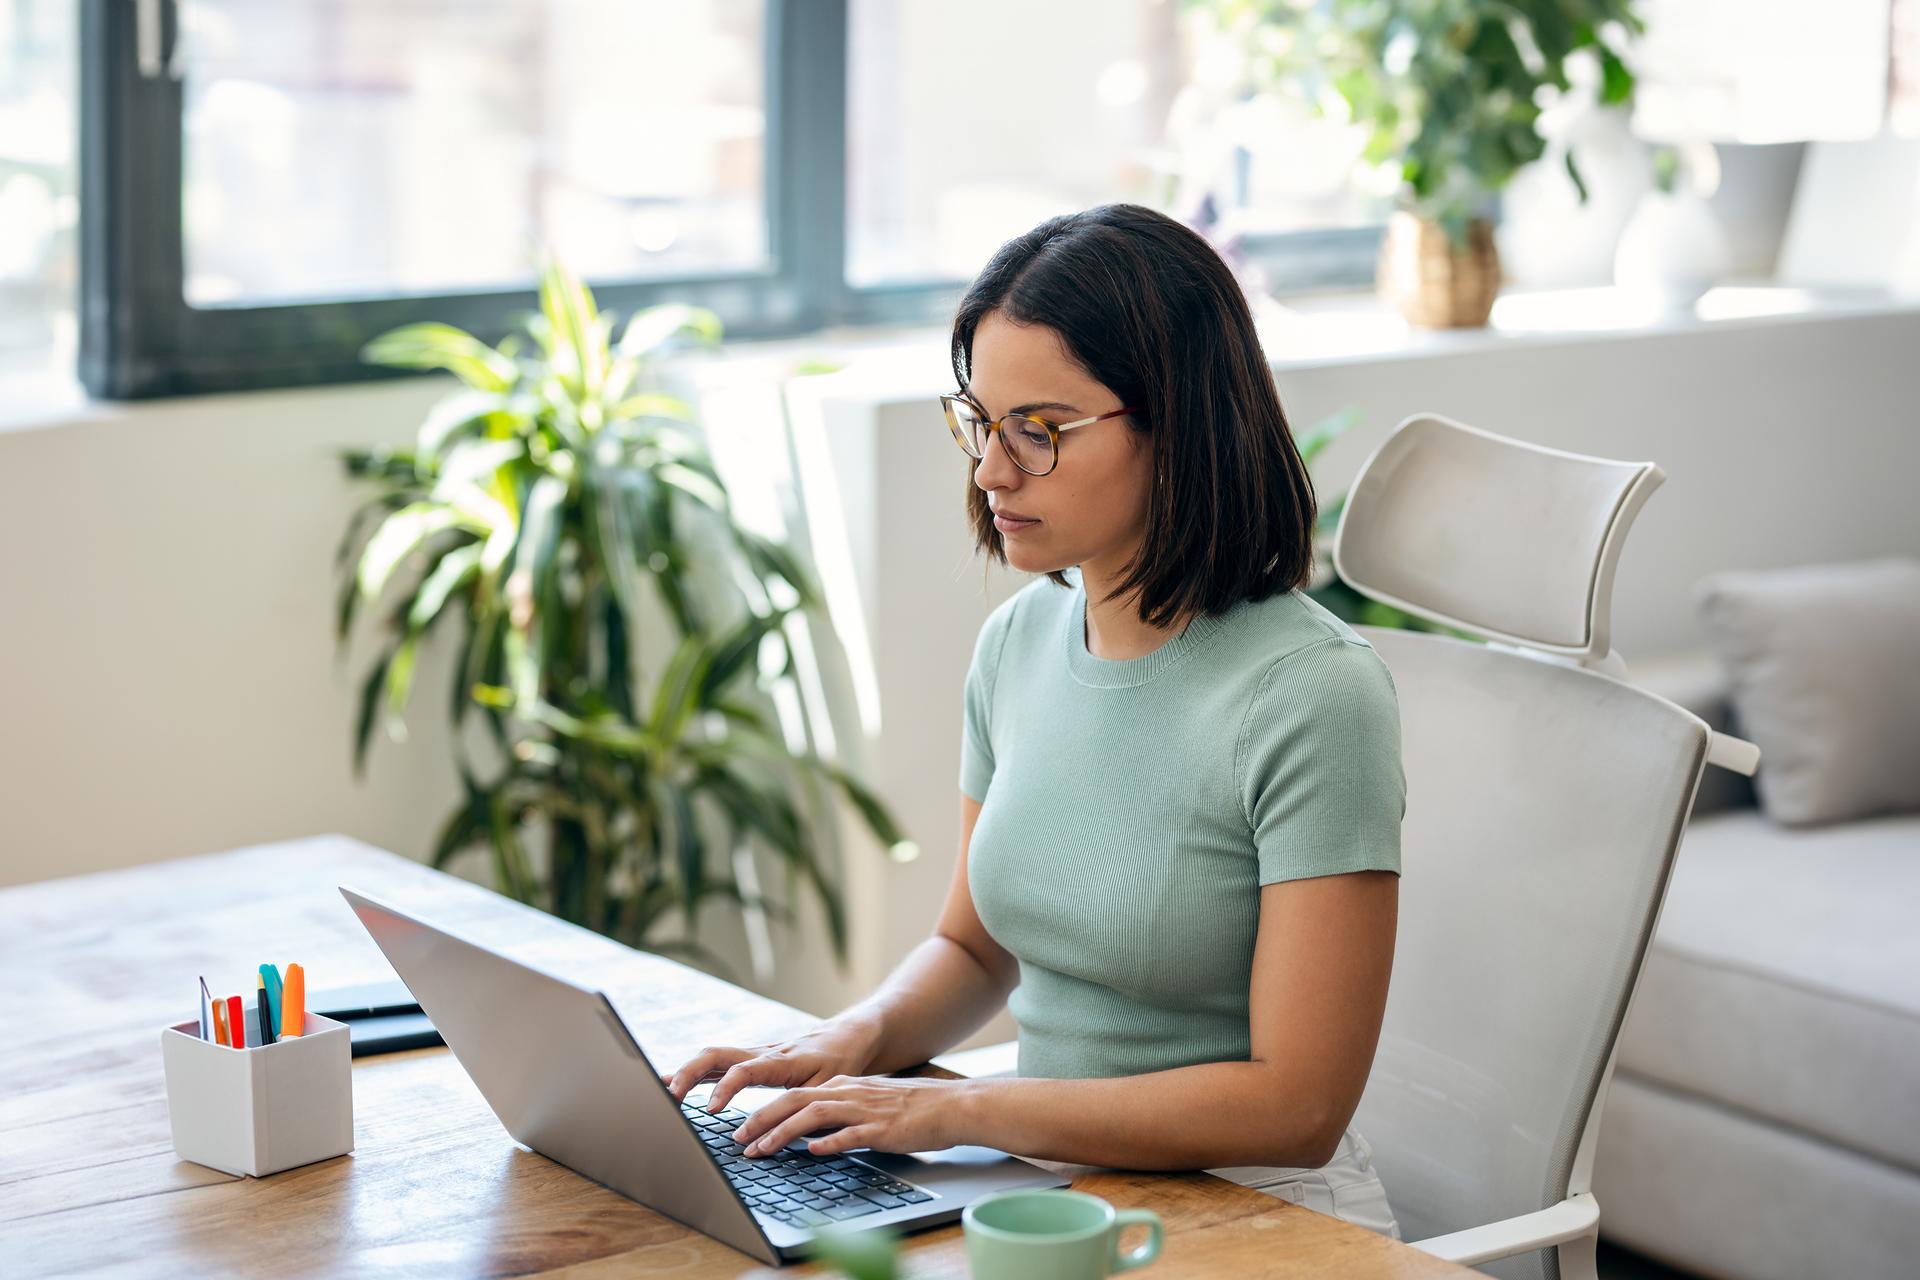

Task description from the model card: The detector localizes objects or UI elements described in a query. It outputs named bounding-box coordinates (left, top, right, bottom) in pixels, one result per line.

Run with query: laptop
left=339, top=886, right=1066, bottom=1266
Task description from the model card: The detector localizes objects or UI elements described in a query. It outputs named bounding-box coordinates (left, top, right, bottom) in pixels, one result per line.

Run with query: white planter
left=1613, top=189, right=1731, bottom=309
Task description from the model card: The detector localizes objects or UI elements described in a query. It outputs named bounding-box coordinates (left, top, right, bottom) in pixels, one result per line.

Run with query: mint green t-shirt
left=961, top=571, right=1405, bottom=1081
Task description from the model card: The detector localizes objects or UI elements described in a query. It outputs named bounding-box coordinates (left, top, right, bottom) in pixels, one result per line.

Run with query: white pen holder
left=160, top=1010, right=354, bottom=1177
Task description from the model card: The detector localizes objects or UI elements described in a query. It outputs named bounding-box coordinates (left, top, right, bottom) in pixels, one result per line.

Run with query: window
left=847, top=0, right=1388, bottom=289
left=81, top=0, right=838, bottom=397
left=79, top=0, right=1378, bottom=399
left=0, top=0, right=78, bottom=378
left=180, top=0, right=769, bottom=306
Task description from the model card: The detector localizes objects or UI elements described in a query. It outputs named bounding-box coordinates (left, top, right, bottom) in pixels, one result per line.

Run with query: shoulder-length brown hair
left=951, top=202, right=1316, bottom=628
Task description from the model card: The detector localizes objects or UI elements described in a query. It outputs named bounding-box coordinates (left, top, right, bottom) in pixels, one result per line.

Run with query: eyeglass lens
left=946, top=400, right=1054, bottom=475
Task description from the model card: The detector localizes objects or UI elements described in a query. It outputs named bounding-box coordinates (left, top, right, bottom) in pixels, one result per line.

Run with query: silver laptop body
left=339, top=886, right=1066, bottom=1265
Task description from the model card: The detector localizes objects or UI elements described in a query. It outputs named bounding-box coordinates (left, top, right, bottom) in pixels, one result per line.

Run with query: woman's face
left=966, top=309, right=1152, bottom=580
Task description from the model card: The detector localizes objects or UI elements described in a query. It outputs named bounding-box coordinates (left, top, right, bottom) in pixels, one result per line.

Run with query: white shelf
left=1253, top=280, right=1919, bottom=370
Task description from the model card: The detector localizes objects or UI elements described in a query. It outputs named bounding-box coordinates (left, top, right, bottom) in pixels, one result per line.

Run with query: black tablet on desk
left=308, top=978, right=444, bottom=1057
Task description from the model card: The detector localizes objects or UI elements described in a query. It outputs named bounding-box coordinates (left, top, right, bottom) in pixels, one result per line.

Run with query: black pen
left=255, top=974, right=278, bottom=1045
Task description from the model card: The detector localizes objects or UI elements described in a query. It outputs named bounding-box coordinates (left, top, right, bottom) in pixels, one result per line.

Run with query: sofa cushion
left=1615, top=809, right=1920, bottom=1171
left=1695, top=557, right=1920, bottom=825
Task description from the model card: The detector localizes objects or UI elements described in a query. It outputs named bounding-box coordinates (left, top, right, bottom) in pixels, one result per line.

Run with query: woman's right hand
left=662, top=1016, right=886, bottom=1114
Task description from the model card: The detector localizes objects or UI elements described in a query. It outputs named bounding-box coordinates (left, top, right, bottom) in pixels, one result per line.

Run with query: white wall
left=0, top=379, right=458, bottom=889
left=4, top=303, right=1917, bottom=1031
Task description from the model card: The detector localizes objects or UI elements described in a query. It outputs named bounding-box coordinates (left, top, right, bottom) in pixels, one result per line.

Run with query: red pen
left=226, top=994, right=246, bottom=1049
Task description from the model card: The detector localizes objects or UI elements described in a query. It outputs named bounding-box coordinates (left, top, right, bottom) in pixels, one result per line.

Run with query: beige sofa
left=1591, top=656, right=1920, bottom=1280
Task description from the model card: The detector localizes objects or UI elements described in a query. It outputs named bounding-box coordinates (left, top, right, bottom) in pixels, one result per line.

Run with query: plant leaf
left=609, top=391, right=694, bottom=423
left=408, top=540, right=482, bottom=633
left=1564, top=149, right=1589, bottom=204
left=648, top=634, right=713, bottom=748
left=385, top=628, right=421, bottom=723
left=508, top=471, right=570, bottom=645
left=538, top=257, right=606, bottom=398
left=655, top=461, right=728, bottom=511
left=665, top=781, right=703, bottom=928
left=432, top=439, right=526, bottom=502
left=416, top=389, right=509, bottom=463
left=618, top=303, right=723, bottom=359
left=814, top=759, right=914, bottom=855
left=429, top=769, right=492, bottom=870
left=488, top=786, right=531, bottom=902
left=358, top=502, right=463, bottom=601
left=352, top=650, right=393, bottom=778
left=736, top=530, right=821, bottom=610
left=362, top=323, right=515, bottom=393
left=698, top=611, right=785, bottom=703
left=1294, top=406, right=1361, bottom=466
left=1596, top=43, right=1634, bottom=106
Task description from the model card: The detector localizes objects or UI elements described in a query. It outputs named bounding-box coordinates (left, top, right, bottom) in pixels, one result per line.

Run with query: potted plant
left=335, top=259, right=911, bottom=974
left=1191, top=0, right=1645, bottom=327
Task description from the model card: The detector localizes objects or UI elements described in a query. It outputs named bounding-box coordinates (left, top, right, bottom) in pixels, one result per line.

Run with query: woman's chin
left=1002, top=544, right=1066, bottom=576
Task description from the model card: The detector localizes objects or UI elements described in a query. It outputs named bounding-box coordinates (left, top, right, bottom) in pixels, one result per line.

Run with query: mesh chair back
left=1351, top=628, right=1707, bottom=1280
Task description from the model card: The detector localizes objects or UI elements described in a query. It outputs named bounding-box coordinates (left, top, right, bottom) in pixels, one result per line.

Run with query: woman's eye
left=1018, top=427, right=1050, bottom=446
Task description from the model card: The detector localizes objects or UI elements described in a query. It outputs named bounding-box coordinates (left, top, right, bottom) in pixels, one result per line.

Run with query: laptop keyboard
left=682, top=1098, right=935, bottom=1228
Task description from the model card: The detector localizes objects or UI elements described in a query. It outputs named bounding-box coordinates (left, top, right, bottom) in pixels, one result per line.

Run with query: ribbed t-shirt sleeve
left=959, top=602, right=1014, bottom=802
left=1237, top=636, right=1406, bottom=885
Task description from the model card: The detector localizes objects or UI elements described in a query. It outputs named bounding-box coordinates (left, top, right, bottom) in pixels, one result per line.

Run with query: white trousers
left=1023, top=1125, right=1403, bottom=1241
left=1206, top=1126, right=1403, bottom=1241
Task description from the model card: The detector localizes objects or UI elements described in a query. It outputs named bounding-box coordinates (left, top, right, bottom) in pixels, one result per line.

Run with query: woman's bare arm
left=735, top=869, right=1396, bottom=1167
left=690, top=794, right=1017, bottom=1109
left=944, top=869, right=1397, bottom=1169
left=829, top=793, right=1019, bottom=1075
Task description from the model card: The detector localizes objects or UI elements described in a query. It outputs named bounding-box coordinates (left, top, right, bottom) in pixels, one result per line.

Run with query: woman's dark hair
left=950, top=202, right=1317, bottom=628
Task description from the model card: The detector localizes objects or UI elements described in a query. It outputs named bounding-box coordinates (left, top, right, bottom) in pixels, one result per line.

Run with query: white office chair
left=1333, top=413, right=1759, bottom=1280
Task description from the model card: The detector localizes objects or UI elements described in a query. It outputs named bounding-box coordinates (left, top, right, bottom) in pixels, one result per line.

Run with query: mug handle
left=1109, top=1208, right=1164, bottom=1271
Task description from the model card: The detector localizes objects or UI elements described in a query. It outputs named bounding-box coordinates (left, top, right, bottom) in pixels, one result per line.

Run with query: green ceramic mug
left=962, top=1188, right=1164, bottom=1278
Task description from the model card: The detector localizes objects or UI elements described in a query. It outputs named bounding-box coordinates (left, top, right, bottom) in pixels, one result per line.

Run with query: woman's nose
left=973, top=429, right=1020, bottom=490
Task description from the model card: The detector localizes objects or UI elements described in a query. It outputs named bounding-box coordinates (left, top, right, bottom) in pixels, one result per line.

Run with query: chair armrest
left=1409, top=1192, right=1599, bottom=1266
left=1706, top=730, right=1760, bottom=776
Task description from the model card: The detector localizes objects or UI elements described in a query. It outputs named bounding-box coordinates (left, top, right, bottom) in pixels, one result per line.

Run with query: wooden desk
left=0, top=837, right=1469, bottom=1278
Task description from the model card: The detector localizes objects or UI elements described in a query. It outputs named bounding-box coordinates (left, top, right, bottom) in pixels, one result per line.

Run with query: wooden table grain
left=0, top=836, right=1471, bottom=1278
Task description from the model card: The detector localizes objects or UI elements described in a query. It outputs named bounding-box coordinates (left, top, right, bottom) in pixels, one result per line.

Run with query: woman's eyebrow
left=963, top=386, right=1081, bottom=416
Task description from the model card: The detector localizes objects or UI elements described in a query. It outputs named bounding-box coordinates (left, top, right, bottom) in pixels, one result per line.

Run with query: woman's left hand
left=730, top=1075, right=967, bottom=1158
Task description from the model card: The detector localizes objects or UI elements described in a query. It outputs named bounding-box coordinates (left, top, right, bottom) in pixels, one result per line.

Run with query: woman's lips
left=992, top=513, right=1040, bottom=533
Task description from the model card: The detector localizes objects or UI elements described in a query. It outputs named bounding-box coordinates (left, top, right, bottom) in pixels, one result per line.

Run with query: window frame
left=77, top=0, right=1378, bottom=400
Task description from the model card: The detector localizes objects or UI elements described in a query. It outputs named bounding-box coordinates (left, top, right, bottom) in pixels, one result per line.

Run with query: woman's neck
left=1079, top=562, right=1192, bottom=661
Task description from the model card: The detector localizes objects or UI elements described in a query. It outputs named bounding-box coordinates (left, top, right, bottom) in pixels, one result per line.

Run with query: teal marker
left=258, top=963, right=285, bottom=1037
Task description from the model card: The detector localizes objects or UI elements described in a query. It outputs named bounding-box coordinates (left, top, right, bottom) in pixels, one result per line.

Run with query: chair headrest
left=1331, top=413, right=1664, bottom=664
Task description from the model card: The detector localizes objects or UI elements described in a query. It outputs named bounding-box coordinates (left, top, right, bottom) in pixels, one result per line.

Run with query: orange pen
left=280, top=963, right=305, bottom=1038
left=211, top=998, right=230, bottom=1047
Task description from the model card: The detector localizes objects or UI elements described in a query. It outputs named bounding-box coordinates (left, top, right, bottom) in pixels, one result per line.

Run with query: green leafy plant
left=1192, top=0, right=1646, bottom=242
left=335, top=259, right=911, bottom=972
left=1298, top=408, right=1453, bottom=632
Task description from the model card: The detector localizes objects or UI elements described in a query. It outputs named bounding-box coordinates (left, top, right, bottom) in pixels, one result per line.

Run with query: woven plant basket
left=1376, top=210, right=1502, bottom=328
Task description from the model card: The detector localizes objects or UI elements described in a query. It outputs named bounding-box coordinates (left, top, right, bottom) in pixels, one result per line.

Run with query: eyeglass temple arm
left=1052, top=406, right=1145, bottom=432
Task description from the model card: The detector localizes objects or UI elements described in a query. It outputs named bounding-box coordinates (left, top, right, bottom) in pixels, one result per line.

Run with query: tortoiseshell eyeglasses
left=939, top=393, right=1144, bottom=477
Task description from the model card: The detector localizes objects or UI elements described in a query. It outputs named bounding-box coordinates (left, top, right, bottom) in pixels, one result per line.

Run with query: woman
left=664, top=203, right=1405, bottom=1239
